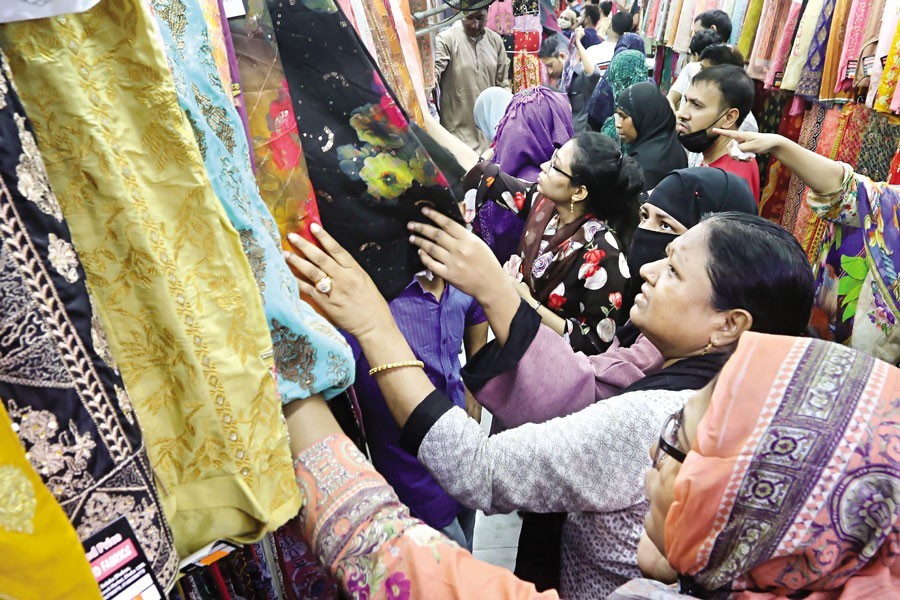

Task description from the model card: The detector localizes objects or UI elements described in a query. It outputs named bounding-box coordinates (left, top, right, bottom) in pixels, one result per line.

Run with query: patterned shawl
left=666, top=332, right=900, bottom=598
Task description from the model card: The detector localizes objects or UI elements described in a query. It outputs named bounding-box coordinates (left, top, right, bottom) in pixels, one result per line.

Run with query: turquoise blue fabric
left=150, top=0, right=353, bottom=402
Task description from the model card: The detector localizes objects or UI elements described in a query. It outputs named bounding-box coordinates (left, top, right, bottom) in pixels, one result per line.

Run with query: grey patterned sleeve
left=417, top=390, right=692, bottom=515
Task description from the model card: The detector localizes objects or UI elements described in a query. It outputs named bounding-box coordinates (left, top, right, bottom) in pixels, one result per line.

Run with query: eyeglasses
left=549, top=148, right=573, bottom=179
left=652, top=407, right=687, bottom=469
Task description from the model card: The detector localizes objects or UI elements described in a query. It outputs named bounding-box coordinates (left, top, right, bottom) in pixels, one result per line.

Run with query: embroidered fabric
left=0, top=48, right=177, bottom=589
left=267, top=0, right=463, bottom=300
left=149, top=0, right=354, bottom=403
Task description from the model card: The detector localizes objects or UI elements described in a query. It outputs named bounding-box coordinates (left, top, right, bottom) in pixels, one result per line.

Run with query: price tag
left=83, top=517, right=165, bottom=600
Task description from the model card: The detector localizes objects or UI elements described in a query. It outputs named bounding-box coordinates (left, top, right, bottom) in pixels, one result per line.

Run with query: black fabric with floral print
left=268, top=0, right=462, bottom=300
left=471, top=162, right=630, bottom=354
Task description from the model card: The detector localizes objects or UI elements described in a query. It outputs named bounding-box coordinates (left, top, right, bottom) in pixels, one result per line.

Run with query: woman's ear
left=713, top=309, right=752, bottom=348
left=572, top=185, right=589, bottom=202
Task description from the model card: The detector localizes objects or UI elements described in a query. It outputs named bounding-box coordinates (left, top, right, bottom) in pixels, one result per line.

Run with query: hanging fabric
left=781, top=0, right=827, bottom=91
left=0, top=48, right=177, bottom=588
left=762, top=0, right=803, bottom=89
left=228, top=2, right=322, bottom=248
left=818, top=0, right=854, bottom=103
left=835, top=0, right=876, bottom=92
left=0, top=0, right=300, bottom=556
left=148, top=0, right=354, bottom=405
left=795, top=0, right=839, bottom=100
left=266, top=0, right=463, bottom=301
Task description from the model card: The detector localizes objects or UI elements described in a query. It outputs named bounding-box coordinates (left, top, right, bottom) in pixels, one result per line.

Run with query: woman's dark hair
left=569, top=132, right=642, bottom=246
left=599, top=1, right=613, bottom=15
left=694, top=9, right=732, bottom=41
left=538, top=33, right=568, bottom=58
left=701, top=212, right=813, bottom=336
left=690, top=29, right=723, bottom=57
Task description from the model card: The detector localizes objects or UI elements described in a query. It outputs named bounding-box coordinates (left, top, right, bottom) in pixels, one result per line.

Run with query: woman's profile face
left=643, top=381, right=715, bottom=559
left=630, top=222, right=724, bottom=358
left=638, top=202, right=689, bottom=234
left=537, top=139, right=579, bottom=203
left=614, top=108, right=638, bottom=144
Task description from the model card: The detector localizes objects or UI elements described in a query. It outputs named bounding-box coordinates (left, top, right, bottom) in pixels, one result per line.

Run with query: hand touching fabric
left=284, top=225, right=393, bottom=342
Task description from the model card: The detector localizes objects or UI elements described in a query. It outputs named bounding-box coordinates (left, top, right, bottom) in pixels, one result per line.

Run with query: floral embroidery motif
left=271, top=318, right=317, bottom=389
left=0, top=464, right=35, bottom=534
left=239, top=229, right=267, bottom=295
left=192, top=82, right=236, bottom=154
left=46, top=233, right=79, bottom=283
left=0, top=245, right=71, bottom=387
left=13, top=114, right=61, bottom=221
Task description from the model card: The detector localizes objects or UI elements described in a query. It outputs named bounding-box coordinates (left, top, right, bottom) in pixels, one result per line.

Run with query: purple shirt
left=348, top=277, right=486, bottom=528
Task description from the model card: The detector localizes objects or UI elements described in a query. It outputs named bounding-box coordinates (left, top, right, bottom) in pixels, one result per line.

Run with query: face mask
left=627, top=228, right=678, bottom=279
left=677, top=110, right=729, bottom=154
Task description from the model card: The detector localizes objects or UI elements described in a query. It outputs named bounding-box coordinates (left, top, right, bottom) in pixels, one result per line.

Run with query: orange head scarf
left=665, top=332, right=900, bottom=599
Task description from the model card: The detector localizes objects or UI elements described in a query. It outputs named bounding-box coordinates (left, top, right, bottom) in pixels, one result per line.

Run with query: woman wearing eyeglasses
left=468, top=132, right=643, bottom=356
left=281, top=211, right=815, bottom=599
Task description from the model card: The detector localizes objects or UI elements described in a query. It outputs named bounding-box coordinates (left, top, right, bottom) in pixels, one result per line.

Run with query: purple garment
left=474, top=202, right=527, bottom=264
left=614, top=33, right=645, bottom=56
left=476, top=326, right=663, bottom=429
left=348, top=278, right=486, bottom=529
left=475, top=86, right=573, bottom=263
left=492, top=86, right=575, bottom=181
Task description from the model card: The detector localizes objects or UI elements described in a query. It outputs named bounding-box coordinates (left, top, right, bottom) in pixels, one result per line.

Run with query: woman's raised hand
left=711, top=129, right=784, bottom=156
left=408, top=207, right=508, bottom=301
left=284, top=224, right=393, bottom=341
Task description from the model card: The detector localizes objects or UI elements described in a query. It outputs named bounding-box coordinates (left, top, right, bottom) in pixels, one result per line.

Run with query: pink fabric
left=836, top=0, right=874, bottom=91
left=487, top=0, right=514, bottom=35
left=764, top=0, right=804, bottom=89
left=474, top=326, right=663, bottom=429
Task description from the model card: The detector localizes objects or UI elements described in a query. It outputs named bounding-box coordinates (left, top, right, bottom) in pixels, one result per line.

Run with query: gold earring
left=702, top=341, right=713, bottom=356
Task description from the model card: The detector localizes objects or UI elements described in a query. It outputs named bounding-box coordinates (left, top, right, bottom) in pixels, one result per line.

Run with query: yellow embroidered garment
left=0, top=403, right=102, bottom=599
left=0, top=0, right=300, bottom=556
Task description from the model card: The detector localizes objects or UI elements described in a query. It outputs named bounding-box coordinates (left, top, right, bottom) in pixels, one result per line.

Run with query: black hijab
left=618, top=167, right=758, bottom=325
left=617, top=82, right=687, bottom=189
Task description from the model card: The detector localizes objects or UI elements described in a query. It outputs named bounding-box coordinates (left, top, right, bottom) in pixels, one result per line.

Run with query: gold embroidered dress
left=0, top=0, right=300, bottom=555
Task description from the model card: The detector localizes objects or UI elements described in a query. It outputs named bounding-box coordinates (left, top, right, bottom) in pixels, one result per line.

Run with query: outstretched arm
left=713, top=129, right=845, bottom=195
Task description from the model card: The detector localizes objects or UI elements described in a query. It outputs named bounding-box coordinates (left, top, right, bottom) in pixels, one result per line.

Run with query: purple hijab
left=476, top=87, right=575, bottom=262
left=614, top=33, right=646, bottom=56
left=492, top=86, right=575, bottom=180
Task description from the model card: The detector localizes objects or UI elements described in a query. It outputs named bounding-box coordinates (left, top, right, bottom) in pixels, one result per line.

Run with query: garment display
left=267, top=0, right=464, bottom=301
left=149, top=0, right=354, bottom=405
left=0, top=0, right=300, bottom=556
left=0, top=47, right=178, bottom=589
left=228, top=2, right=321, bottom=246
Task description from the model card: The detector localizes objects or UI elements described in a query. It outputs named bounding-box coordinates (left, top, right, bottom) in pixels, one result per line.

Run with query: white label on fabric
left=223, top=0, right=247, bottom=18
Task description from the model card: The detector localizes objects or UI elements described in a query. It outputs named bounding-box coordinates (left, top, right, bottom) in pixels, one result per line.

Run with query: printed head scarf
left=614, top=32, right=646, bottom=56
left=474, top=87, right=514, bottom=142
left=665, top=332, right=900, bottom=598
left=492, top=86, right=575, bottom=181
left=616, top=81, right=686, bottom=189
left=588, top=49, right=648, bottom=137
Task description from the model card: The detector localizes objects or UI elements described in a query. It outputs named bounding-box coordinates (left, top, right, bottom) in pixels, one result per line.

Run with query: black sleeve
left=461, top=299, right=542, bottom=392
left=399, top=389, right=456, bottom=456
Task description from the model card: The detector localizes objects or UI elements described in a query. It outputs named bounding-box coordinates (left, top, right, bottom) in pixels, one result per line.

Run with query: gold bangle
left=368, top=360, right=425, bottom=376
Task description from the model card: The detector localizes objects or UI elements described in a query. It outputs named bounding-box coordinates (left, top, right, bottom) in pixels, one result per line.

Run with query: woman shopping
left=282, top=210, right=814, bottom=598
left=613, top=82, right=688, bottom=190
